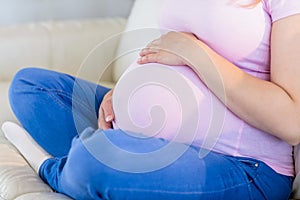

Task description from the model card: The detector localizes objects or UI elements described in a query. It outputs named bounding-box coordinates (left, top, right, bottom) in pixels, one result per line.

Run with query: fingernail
left=105, top=115, right=113, bottom=122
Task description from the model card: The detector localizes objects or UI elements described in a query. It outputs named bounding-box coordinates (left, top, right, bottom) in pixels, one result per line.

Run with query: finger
left=137, top=53, right=159, bottom=64
left=102, top=121, right=112, bottom=130
left=98, top=107, right=112, bottom=130
left=139, top=47, right=159, bottom=57
left=146, top=39, right=160, bottom=48
left=102, top=97, right=115, bottom=122
left=97, top=107, right=105, bottom=128
left=99, top=120, right=112, bottom=130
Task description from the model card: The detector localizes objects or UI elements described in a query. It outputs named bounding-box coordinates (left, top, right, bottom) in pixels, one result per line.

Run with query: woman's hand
left=98, top=89, right=115, bottom=130
left=138, top=31, right=198, bottom=66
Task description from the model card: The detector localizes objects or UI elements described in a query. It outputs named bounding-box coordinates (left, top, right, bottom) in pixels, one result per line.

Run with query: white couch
left=0, top=1, right=130, bottom=200
left=0, top=0, right=165, bottom=199
left=1, top=0, right=300, bottom=199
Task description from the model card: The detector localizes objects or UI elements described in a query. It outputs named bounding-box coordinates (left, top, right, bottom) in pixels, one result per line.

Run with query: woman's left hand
left=138, top=31, right=198, bottom=66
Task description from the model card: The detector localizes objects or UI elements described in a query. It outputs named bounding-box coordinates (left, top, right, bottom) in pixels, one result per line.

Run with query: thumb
left=102, top=99, right=115, bottom=123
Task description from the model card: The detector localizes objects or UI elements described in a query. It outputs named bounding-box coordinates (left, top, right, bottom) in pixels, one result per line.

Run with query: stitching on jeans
left=33, top=87, right=95, bottom=128
left=46, top=88, right=94, bottom=112
left=109, top=180, right=254, bottom=195
left=14, top=78, right=97, bottom=112
left=235, top=158, right=260, bottom=199
left=48, top=90, right=94, bottom=128
left=108, top=159, right=263, bottom=196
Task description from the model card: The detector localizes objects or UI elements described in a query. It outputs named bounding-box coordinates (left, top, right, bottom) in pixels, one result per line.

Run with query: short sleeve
left=266, top=0, right=300, bottom=22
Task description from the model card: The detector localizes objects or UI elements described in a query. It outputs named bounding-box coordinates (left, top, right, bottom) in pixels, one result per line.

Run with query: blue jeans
left=9, top=68, right=292, bottom=200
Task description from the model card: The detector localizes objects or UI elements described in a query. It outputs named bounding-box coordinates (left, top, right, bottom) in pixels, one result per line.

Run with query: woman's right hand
left=98, top=89, right=115, bottom=130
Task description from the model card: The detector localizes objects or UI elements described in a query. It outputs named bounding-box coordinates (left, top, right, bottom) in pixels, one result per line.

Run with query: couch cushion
left=15, top=192, right=71, bottom=200
left=0, top=128, right=53, bottom=200
left=0, top=23, right=51, bottom=82
left=0, top=82, right=17, bottom=125
left=112, top=0, right=166, bottom=82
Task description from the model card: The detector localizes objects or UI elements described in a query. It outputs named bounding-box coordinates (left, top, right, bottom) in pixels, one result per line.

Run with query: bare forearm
left=138, top=22, right=300, bottom=145
left=184, top=40, right=300, bottom=145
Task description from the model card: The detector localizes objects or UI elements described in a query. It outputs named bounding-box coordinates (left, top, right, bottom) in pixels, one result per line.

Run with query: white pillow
left=112, top=0, right=166, bottom=82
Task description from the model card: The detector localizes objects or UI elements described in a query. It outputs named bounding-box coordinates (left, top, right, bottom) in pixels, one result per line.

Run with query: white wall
left=0, top=0, right=134, bottom=26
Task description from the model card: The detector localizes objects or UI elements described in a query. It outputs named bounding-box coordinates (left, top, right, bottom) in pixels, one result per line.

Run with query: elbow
left=287, top=138, right=300, bottom=146
left=288, top=106, right=300, bottom=146
left=272, top=111, right=300, bottom=146
left=273, top=118, right=300, bottom=146
left=284, top=128, right=300, bottom=146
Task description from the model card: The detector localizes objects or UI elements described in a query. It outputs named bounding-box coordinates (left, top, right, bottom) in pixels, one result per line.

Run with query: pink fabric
left=113, top=0, right=300, bottom=176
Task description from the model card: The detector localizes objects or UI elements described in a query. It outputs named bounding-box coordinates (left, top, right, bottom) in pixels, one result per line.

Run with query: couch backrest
left=0, top=0, right=167, bottom=85
left=0, top=18, right=127, bottom=83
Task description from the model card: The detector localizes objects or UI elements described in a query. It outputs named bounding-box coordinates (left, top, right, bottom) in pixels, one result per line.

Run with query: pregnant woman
left=3, top=0, right=300, bottom=199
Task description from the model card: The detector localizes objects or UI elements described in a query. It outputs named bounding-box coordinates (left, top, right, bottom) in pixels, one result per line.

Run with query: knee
left=10, top=67, right=44, bottom=90
left=13, top=67, right=42, bottom=80
left=9, top=67, right=43, bottom=102
left=9, top=67, right=70, bottom=99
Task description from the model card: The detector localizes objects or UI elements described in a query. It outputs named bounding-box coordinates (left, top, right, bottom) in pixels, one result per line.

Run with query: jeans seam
left=46, top=88, right=94, bottom=113
left=239, top=160, right=261, bottom=200
left=110, top=180, right=255, bottom=195
left=48, top=89, right=96, bottom=129
left=13, top=82, right=92, bottom=113
left=29, top=86, right=95, bottom=130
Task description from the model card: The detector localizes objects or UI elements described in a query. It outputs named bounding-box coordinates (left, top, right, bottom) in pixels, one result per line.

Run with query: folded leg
left=39, top=128, right=292, bottom=200
left=9, top=67, right=110, bottom=157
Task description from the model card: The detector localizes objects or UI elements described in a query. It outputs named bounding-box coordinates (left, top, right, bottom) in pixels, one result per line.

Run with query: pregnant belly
left=112, top=62, right=228, bottom=147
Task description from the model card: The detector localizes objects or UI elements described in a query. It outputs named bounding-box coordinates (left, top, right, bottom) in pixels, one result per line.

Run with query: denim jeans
left=9, top=68, right=292, bottom=200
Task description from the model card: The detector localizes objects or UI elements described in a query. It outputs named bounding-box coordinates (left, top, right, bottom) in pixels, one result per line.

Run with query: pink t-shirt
left=113, top=0, right=300, bottom=176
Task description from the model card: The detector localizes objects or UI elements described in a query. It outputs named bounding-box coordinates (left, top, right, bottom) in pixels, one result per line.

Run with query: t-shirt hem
left=272, top=9, right=300, bottom=23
